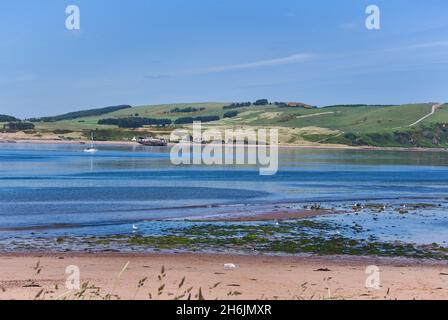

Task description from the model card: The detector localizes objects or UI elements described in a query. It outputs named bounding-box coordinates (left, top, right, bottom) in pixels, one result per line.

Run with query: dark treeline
left=98, top=117, right=172, bottom=128
left=223, top=99, right=271, bottom=110
left=223, top=110, right=239, bottom=118
left=174, top=115, right=220, bottom=125
left=0, top=114, right=20, bottom=122
left=3, top=122, right=35, bottom=131
left=170, top=107, right=205, bottom=113
left=99, top=115, right=220, bottom=127
left=253, top=99, right=269, bottom=106
left=30, top=105, right=132, bottom=122
left=223, top=102, right=251, bottom=110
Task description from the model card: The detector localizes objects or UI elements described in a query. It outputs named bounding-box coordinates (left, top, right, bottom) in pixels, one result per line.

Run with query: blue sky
left=1, top=0, right=448, bottom=118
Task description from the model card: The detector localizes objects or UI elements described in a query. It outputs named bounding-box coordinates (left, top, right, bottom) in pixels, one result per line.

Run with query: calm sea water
left=1, top=143, right=448, bottom=246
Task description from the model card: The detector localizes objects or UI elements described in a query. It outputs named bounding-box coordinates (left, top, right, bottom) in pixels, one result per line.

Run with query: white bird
left=224, top=263, right=236, bottom=270
left=132, top=224, right=139, bottom=231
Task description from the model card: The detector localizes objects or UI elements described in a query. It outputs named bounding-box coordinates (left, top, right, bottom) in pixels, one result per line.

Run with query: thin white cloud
left=184, top=53, right=315, bottom=75
left=385, top=40, right=448, bottom=52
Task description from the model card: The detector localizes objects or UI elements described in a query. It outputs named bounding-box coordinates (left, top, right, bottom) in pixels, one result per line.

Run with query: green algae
left=65, top=220, right=448, bottom=260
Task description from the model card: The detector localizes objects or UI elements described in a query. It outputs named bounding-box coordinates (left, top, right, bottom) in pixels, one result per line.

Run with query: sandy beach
left=0, top=253, right=447, bottom=300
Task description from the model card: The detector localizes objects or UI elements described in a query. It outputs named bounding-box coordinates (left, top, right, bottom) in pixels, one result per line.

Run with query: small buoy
left=224, top=263, right=236, bottom=270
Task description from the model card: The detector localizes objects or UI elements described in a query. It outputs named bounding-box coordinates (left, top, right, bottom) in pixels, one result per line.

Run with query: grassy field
left=3, top=102, right=448, bottom=147
left=219, top=104, right=434, bottom=133
left=422, top=104, right=448, bottom=125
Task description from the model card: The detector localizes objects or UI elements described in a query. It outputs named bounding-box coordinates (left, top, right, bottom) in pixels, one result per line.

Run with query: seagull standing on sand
left=224, top=263, right=236, bottom=270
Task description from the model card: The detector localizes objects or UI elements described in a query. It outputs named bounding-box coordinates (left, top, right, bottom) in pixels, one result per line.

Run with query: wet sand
left=203, top=209, right=340, bottom=221
left=0, top=253, right=447, bottom=300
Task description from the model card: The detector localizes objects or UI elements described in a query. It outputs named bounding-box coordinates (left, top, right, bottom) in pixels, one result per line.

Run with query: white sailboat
left=83, top=132, right=98, bottom=153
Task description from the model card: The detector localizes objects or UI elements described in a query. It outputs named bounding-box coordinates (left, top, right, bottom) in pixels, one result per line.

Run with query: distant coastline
left=2, top=102, right=448, bottom=149
left=2, top=137, right=448, bottom=153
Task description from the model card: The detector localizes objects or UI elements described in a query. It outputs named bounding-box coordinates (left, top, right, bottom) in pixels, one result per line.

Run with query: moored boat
left=136, top=136, right=168, bottom=146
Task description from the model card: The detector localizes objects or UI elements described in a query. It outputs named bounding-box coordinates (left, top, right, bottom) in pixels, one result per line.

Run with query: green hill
left=0, top=114, right=20, bottom=122
left=17, top=101, right=448, bottom=148
left=31, top=105, right=132, bottom=122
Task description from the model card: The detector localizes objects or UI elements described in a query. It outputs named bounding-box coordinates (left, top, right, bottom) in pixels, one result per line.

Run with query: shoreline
left=2, top=251, right=447, bottom=266
left=1, top=250, right=446, bottom=266
left=1, top=252, right=447, bottom=300
left=1, top=138, right=448, bottom=153
left=0, top=208, right=336, bottom=232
